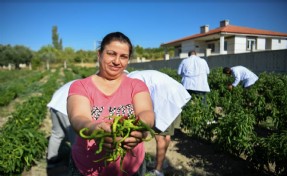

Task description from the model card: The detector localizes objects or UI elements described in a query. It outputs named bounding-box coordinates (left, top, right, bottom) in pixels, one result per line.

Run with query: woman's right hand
left=90, top=122, right=122, bottom=152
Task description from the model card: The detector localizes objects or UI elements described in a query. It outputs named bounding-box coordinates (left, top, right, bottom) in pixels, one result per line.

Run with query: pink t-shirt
left=68, top=75, right=149, bottom=176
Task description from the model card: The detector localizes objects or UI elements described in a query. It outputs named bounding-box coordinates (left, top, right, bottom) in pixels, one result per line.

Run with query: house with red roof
left=161, top=20, right=287, bottom=59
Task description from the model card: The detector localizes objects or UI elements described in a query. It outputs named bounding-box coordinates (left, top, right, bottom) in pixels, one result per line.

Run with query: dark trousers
left=187, top=90, right=207, bottom=105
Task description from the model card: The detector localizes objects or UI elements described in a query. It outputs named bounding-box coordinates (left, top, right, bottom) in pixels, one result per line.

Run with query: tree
left=62, top=47, right=75, bottom=69
left=13, top=45, right=33, bottom=69
left=0, top=45, right=11, bottom=66
left=134, top=45, right=144, bottom=58
left=132, top=45, right=175, bottom=61
left=0, top=45, right=33, bottom=69
left=52, top=26, right=62, bottom=50
left=75, top=50, right=97, bottom=65
left=37, top=45, right=57, bottom=70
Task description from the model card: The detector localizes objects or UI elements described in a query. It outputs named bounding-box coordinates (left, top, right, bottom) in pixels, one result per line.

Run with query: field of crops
left=0, top=66, right=286, bottom=175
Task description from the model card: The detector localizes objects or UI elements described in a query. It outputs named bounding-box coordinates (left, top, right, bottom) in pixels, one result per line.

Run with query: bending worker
left=128, top=70, right=191, bottom=176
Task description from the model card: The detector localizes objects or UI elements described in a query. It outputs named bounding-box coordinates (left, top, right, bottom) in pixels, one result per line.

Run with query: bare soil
left=144, top=130, right=264, bottom=176
left=22, top=117, right=266, bottom=176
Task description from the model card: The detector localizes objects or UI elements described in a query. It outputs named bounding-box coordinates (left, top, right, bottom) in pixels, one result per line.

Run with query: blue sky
left=1, top=0, right=287, bottom=51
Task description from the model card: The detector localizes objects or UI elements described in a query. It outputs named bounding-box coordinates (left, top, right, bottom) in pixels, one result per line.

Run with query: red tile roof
left=163, top=25, right=287, bottom=45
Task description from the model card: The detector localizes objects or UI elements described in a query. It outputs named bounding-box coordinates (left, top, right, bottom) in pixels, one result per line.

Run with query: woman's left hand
left=121, top=130, right=148, bottom=150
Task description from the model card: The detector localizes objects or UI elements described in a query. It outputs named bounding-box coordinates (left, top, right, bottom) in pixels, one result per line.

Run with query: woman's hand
left=121, top=130, right=148, bottom=150
left=88, top=122, right=115, bottom=151
left=101, top=136, right=122, bottom=152
left=101, top=131, right=147, bottom=152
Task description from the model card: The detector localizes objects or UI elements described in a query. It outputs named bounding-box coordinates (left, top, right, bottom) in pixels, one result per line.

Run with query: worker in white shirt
left=46, top=80, right=77, bottom=168
left=223, top=66, right=258, bottom=90
left=127, top=70, right=191, bottom=176
left=177, top=50, right=210, bottom=104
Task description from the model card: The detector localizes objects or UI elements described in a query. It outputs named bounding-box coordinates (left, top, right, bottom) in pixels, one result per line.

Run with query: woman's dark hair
left=223, top=67, right=231, bottom=74
left=98, top=32, right=133, bottom=57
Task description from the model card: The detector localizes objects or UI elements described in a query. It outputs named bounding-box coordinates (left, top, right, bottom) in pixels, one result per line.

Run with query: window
left=279, top=39, right=281, bottom=43
left=247, top=38, right=256, bottom=50
left=207, top=43, right=215, bottom=52
left=174, top=45, right=181, bottom=57
left=224, top=41, right=227, bottom=51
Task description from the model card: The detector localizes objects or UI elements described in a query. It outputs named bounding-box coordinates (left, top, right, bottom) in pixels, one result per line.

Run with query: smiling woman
left=67, top=31, right=155, bottom=176
left=97, top=34, right=131, bottom=79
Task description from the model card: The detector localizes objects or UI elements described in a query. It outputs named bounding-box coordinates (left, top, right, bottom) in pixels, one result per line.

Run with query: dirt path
left=144, top=130, right=264, bottom=176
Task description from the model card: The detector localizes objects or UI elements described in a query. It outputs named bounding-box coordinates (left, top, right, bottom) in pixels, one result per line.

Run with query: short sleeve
left=130, top=78, right=149, bottom=97
left=68, top=79, right=89, bottom=98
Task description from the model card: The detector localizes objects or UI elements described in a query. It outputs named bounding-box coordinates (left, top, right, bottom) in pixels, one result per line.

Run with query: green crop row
left=0, top=70, right=45, bottom=106
left=0, top=68, right=82, bottom=174
left=172, top=68, right=287, bottom=175
left=0, top=70, right=61, bottom=175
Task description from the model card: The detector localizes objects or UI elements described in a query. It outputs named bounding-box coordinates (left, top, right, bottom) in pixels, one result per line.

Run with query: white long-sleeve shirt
left=177, top=55, right=210, bottom=92
left=231, top=66, right=258, bottom=87
left=128, top=70, right=191, bottom=132
left=47, top=80, right=76, bottom=115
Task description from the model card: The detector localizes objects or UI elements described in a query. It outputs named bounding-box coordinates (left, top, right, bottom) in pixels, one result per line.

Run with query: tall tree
left=52, top=26, right=62, bottom=50
left=59, top=38, right=63, bottom=50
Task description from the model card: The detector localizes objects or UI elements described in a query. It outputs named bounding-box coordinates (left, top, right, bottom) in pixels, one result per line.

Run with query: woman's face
left=98, top=41, right=130, bottom=79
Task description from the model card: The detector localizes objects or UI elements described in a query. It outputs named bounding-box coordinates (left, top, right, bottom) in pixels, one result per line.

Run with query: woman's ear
left=97, top=50, right=102, bottom=61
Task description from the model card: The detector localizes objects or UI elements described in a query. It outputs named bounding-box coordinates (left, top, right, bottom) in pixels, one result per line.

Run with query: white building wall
left=282, top=39, right=287, bottom=49
left=181, top=40, right=195, bottom=57
left=197, top=41, right=207, bottom=54
left=176, top=35, right=287, bottom=58
left=257, top=37, right=266, bottom=51
left=214, top=42, right=219, bottom=53
left=234, top=36, right=247, bottom=53
left=213, top=40, right=228, bottom=54
left=181, top=40, right=207, bottom=58
left=226, top=37, right=235, bottom=54
left=272, top=39, right=287, bottom=50
left=219, top=35, right=227, bottom=54
left=179, top=53, right=188, bottom=58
